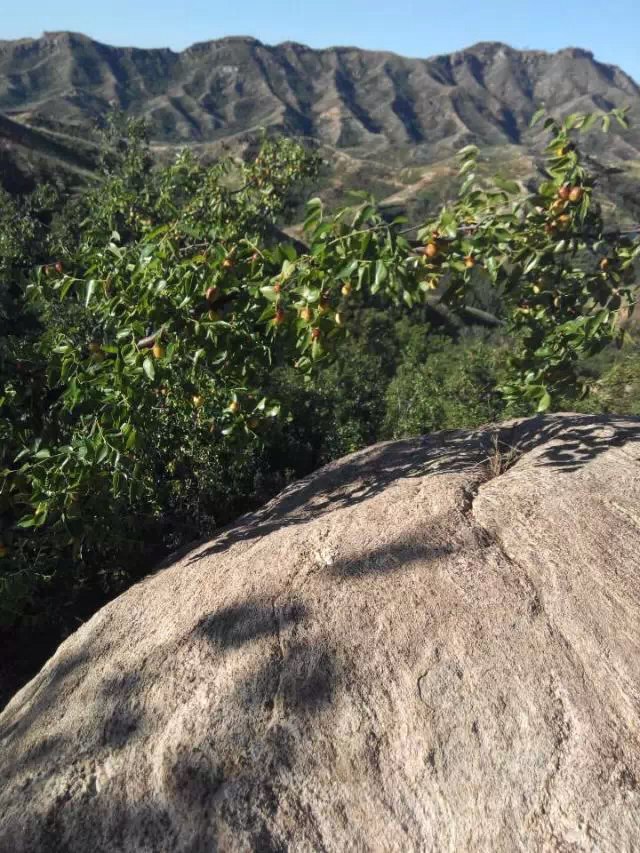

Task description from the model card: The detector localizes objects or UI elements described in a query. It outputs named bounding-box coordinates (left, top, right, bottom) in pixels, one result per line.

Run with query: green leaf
left=537, top=390, right=552, bottom=412
left=60, top=278, right=75, bottom=299
left=142, top=224, right=169, bottom=242
left=530, top=107, right=546, bottom=128
left=579, top=113, right=598, bottom=133
left=372, top=260, right=388, bottom=294
left=260, top=286, right=279, bottom=302
left=280, top=259, right=295, bottom=280
left=494, top=177, right=520, bottom=195
left=335, top=260, right=358, bottom=279
left=459, top=172, right=476, bottom=196
left=523, top=255, right=540, bottom=274
left=85, top=279, right=97, bottom=306
left=143, top=357, right=155, bottom=381
left=563, top=113, right=581, bottom=131
left=458, top=144, right=479, bottom=158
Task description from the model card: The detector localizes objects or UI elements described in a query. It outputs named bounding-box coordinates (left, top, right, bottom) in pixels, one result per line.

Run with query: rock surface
left=1, top=414, right=640, bottom=852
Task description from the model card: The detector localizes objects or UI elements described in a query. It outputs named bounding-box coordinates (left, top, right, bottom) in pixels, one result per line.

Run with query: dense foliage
left=0, top=110, right=638, bottom=691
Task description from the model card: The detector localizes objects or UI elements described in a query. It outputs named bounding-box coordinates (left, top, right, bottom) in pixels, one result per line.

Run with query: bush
left=592, top=349, right=640, bottom=415
left=384, top=335, right=507, bottom=437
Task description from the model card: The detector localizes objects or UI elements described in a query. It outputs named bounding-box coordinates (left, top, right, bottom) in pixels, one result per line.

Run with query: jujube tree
left=0, top=108, right=637, bottom=627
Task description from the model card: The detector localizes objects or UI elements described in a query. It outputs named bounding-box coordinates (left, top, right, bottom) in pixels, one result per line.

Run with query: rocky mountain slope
left=0, top=111, right=98, bottom=193
left=1, top=414, right=640, bottom=851
left=1, top=32, right=640, bottom=218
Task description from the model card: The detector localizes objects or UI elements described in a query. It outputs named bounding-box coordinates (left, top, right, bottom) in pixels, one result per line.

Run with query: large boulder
left=1, top=414, right=640, bottom=852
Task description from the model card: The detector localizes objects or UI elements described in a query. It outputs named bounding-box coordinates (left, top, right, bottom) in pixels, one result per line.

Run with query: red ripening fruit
left=55, top=261, right=63, bottom=274
left=274, top=307, right=286, bottom=325
left=311, top=327, right=321, bottom=341
left=569, top=186, right=584, bottom=203
left=205, top=286, right=219, bottom=303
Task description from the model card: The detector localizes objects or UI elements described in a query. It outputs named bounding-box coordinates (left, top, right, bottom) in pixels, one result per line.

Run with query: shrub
left=384, top=335, right=507, bottom=438
left=0, top=107, right=638, bottom=636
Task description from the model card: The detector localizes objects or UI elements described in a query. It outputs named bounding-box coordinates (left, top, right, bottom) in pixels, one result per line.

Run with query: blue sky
left=5, top=0, right=640, bottom=82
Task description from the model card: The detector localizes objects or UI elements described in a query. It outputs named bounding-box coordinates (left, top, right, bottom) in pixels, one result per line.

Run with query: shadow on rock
left=506, top=414, right=640, bottom=474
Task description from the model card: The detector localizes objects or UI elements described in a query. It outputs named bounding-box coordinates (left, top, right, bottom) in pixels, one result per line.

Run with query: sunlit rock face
left=1, top=413, right=640, bottom=852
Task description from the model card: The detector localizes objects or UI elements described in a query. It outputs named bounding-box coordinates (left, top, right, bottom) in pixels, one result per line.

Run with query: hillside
left=0, top=112, right=99, bottom=193
left=1, top=32, right=640, bottom=216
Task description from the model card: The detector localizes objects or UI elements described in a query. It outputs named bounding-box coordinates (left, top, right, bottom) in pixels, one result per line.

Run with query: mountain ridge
left=1, top=32, right=639, bottom=219
left=2, top=32, right=638, bottom=146
left=3, top=31, right=634, bottom=74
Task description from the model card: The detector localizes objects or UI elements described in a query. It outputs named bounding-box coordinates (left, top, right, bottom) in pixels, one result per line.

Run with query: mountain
left=0, top=112, right=99, bottom=193
left=1, top=32, right=639, bottom=218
